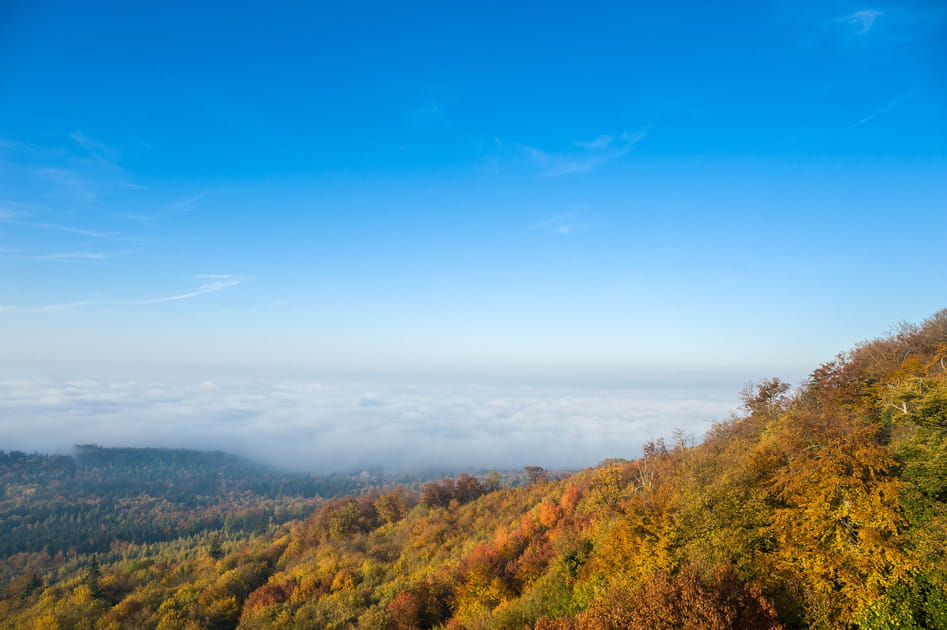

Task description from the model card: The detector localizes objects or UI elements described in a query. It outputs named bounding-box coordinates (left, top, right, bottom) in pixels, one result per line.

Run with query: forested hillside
left=2, top=311, right=947, bottom=629
left=0, top=445, right=458, bottom=577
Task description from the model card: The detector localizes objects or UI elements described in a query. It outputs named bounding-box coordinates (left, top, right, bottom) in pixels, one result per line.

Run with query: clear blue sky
left=1, top=0, right=945, bottom=384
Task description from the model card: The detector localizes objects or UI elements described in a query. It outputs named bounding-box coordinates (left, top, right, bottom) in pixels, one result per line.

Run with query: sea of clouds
left=0, top=376, right=741, bottom=472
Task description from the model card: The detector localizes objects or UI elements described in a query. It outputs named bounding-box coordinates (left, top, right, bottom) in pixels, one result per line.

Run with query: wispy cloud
left=34, top=251, right=127, bottom=262
left=34, top=223, right=140, bottom=241
left=0, top=216, right=141, bottom=242
left=0, top=138, right=67, bottom=161
left=69, top=130, right=119, bottom=162
left=122, top=193, right=207, bottom=225
left=35, top=301, right=89, bottom=312
left=137, top=274, right=244, bottom=304
left=120, top=213, right=159, bottom=225
left=574, top=134, right=616, bottom=150
left=167, top=193, right=206, bottom=212
left=529, top=215, right=575, bottom=235
left=0, top=200, right=42, bottom=217
left=36, top=167, right=99, bottom=203
left=838, top=9, right=883, bottom=34
left=413, top=101, right=444, bottom=119
left=505, top=129, right=648, bottom=177
left=1, top=133, right=145, bottom=204
left=847, top=91, right=915, bottom=129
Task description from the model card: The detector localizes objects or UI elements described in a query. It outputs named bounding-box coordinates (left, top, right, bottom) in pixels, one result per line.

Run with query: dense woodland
left=0, top=446, right=467, bottom=582
left=2, top=311, right=947, bottom=629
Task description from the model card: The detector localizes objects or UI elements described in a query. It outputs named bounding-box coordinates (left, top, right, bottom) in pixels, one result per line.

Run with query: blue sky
left=1, top=0, right=945, bottom=387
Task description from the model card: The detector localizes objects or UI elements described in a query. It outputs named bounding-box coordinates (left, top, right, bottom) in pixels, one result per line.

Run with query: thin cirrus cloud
left=35, top=167, right=101, bottom=203
left=3, top=218, right=141, bottom=242
left=34, top=251, right=127, bottom=262
left=529, top=215, right=575, bottom=235
left=68, top=130, right=120, bottom=163
left=847, top=91, right=916, bottom=129
left=137, top=274, right=244, bottom=304
left=573, top=134, right=617, bottom=150
left=121, top=193, right=207, bottom=225
left=2, top=132, right=144, bottom=203
left=838, top=9, right=883, bottom=34
left=0, top=201, right=43, bottom=218
left=509, top=129, right=648, bottom=177
left=33, top=222, right=140, bottom=241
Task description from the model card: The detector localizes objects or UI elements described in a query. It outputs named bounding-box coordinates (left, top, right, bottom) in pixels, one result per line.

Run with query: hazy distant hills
left=0, top=445, right=421, bottom=558
left=0, top=445, right=544, bottom=560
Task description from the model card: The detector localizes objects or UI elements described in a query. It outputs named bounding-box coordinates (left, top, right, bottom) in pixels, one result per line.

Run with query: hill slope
left=2, top=311, right=947, bottom=629
left=0, top=445, right=429, bottom=559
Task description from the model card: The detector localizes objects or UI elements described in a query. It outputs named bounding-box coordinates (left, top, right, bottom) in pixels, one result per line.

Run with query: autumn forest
left=2, top=311, right=947, bottom=629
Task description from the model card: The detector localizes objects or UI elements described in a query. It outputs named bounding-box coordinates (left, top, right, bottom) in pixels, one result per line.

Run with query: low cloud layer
left=0, top=377, right=740, bottom=473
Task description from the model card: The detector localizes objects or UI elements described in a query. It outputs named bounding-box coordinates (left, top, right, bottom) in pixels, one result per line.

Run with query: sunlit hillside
left=2, top=311, right=945, bottom=629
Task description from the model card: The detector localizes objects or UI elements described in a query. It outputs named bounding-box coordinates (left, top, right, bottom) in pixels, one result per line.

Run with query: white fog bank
left=0, top=376, right=742, bottom=472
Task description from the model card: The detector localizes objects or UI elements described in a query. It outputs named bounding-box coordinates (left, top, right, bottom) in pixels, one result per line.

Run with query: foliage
left=1, top=310, right=946, bottom=630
